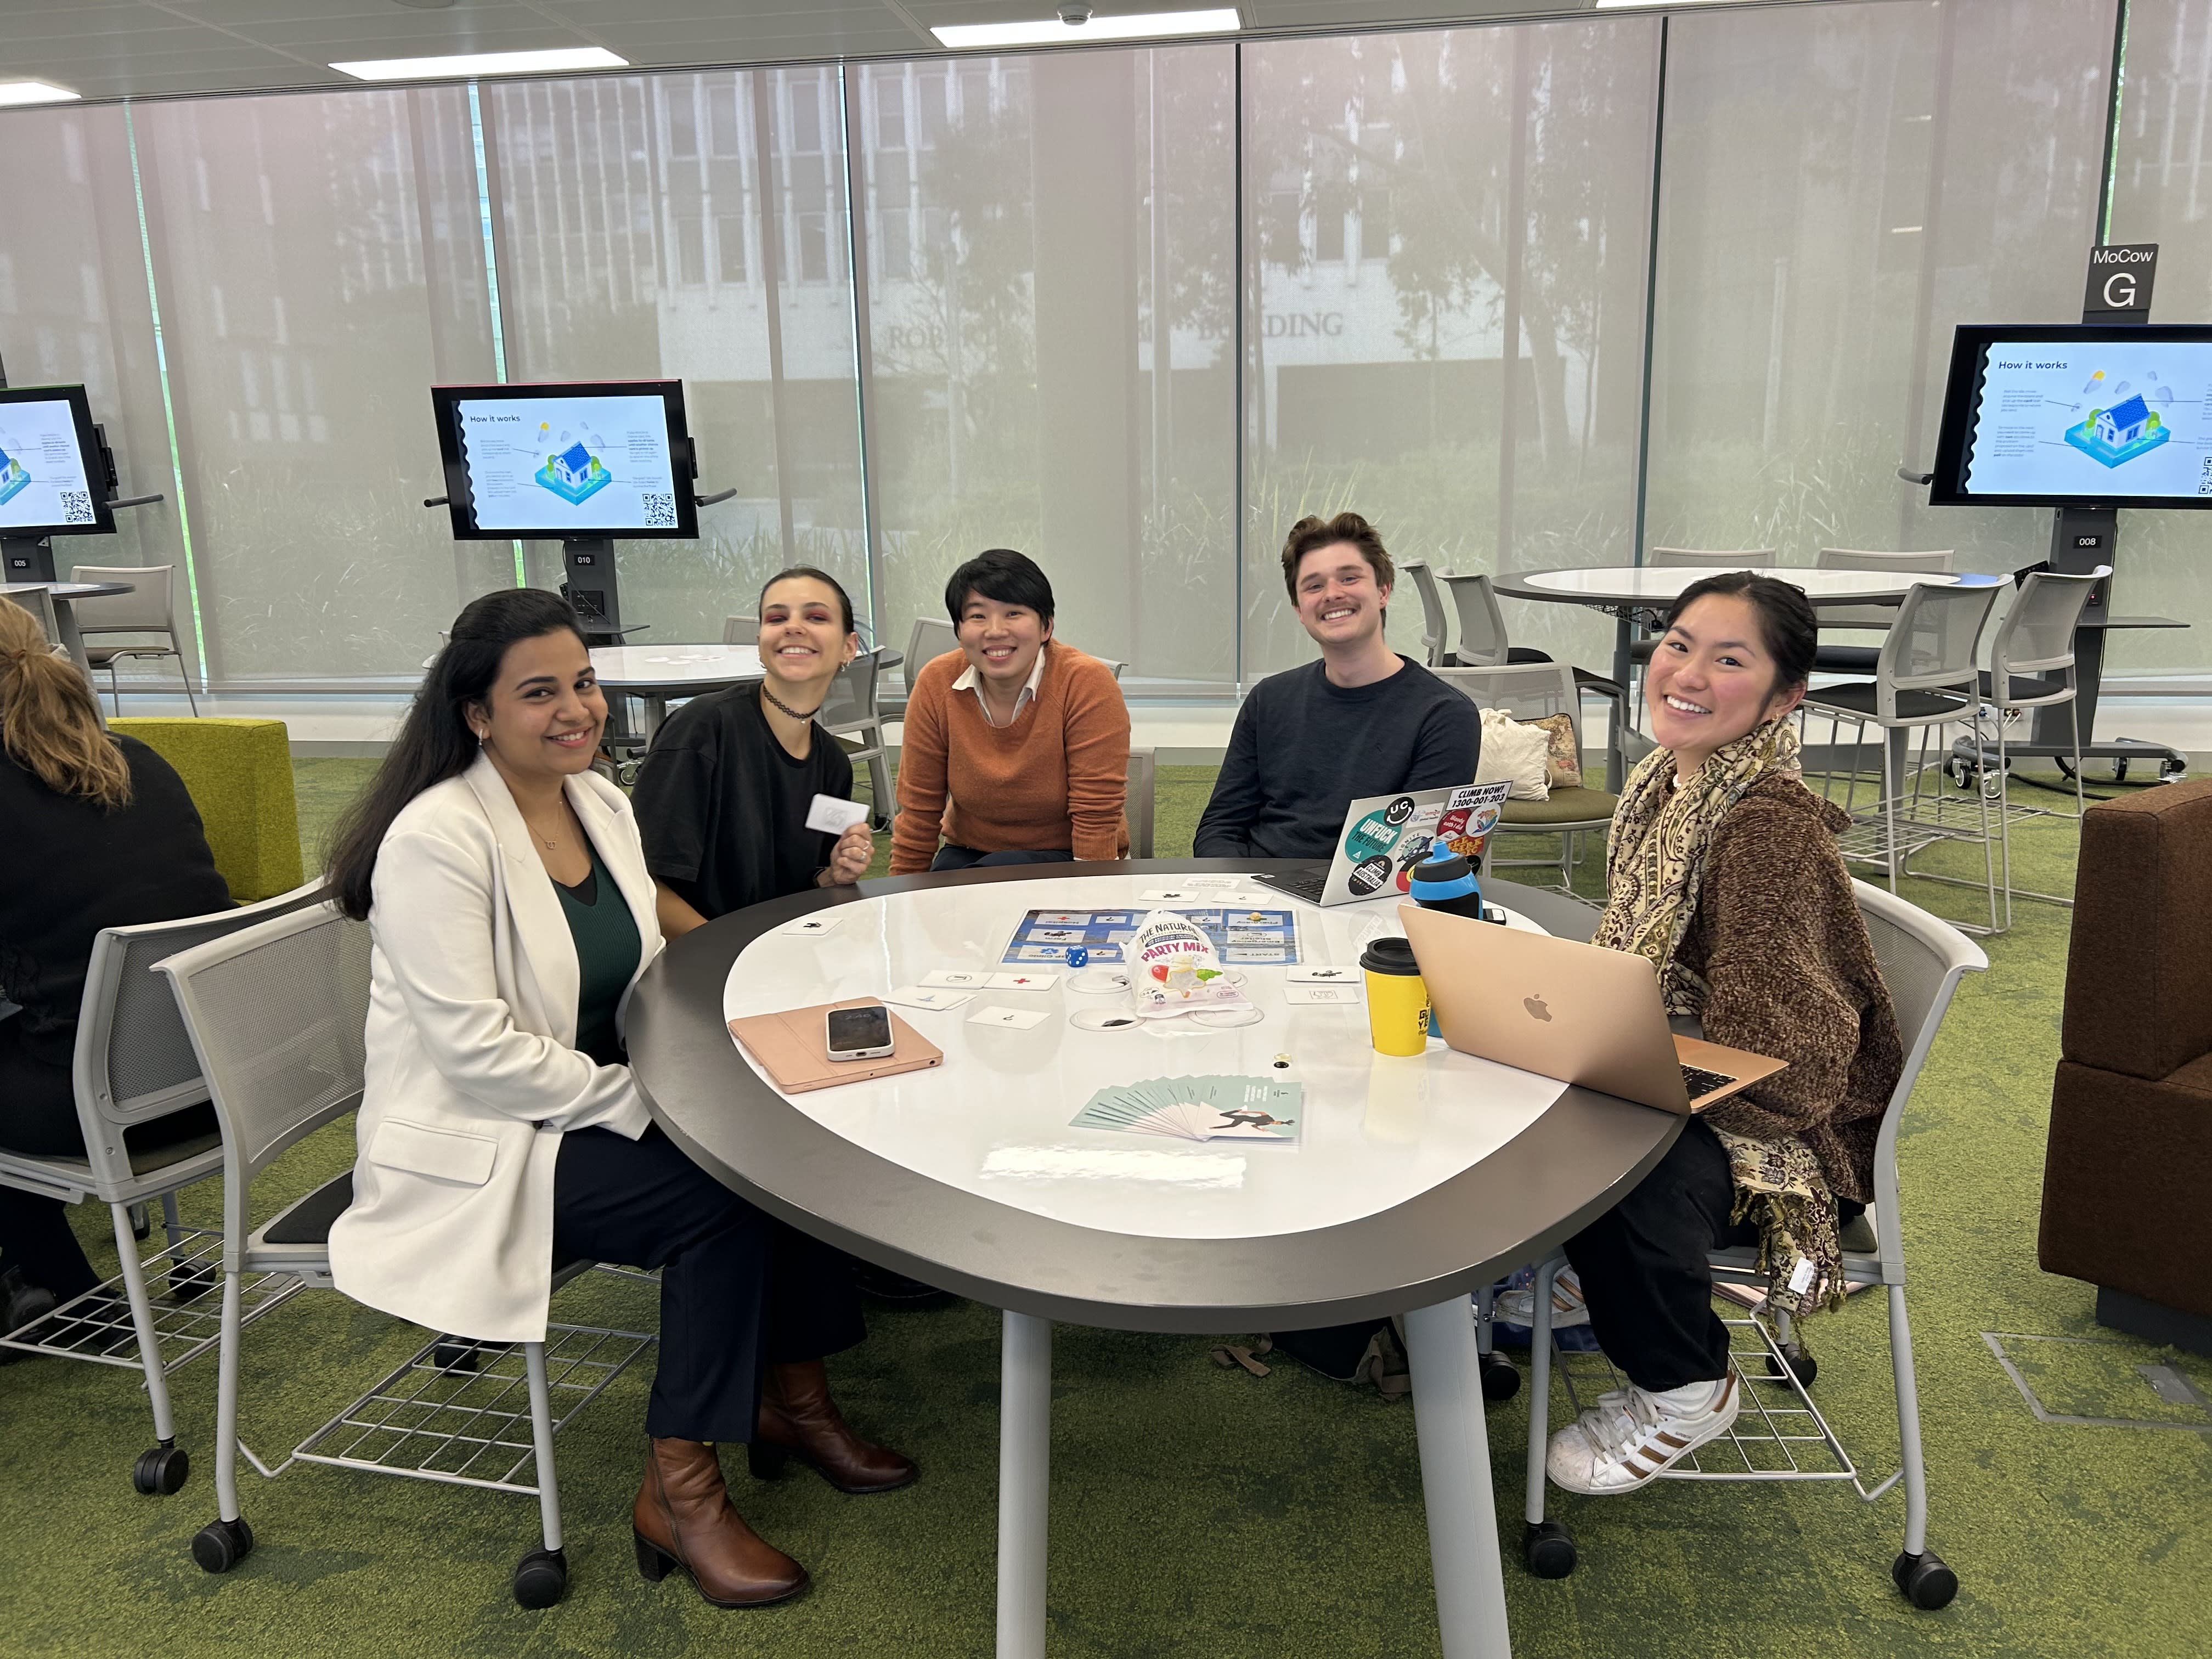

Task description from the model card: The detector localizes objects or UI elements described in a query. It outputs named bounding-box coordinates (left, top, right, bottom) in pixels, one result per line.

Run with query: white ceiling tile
left=241, top=15, right=586, bottom=49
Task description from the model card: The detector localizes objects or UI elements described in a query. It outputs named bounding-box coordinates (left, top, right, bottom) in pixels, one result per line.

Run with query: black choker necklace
left=760, top=684, right=825, bottom=723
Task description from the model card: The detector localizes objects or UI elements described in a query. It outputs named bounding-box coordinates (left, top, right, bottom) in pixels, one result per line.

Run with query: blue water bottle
left=1408, top=846, right=1490, bottom=924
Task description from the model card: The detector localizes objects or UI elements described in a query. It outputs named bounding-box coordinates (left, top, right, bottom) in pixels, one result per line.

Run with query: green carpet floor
left=3, top=755, right=2208, bottom=1657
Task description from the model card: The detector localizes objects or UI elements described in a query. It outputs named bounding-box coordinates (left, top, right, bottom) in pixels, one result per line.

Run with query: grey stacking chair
left=1800, top=581, right=2003, bottom=931
left=67, top=564, right=199, bottom=716
left=159, top=904, right=653, bottom=1609
left=1507, top=879, right=1985, bottom=1613
left=1649, top=546, right=1777, bottom=568
left=1399, top=560, right=1453, bottom=667
left=0, top=879, right=327, bottom=1494
left=1126, top=747, right=1156, bottom=859
left=1432, top=663, right=1620, bottom=896
left=4, top=585, right=63, bottom=647
left=820, top=648, right=895, bottom=830
left=904, top=616, right=958, bottom=696
left=1813, top=549, right=1958, bottom=675
left=1942, top=567, right=2106, bottom=928
left=720, top=614, right=759, bottom=642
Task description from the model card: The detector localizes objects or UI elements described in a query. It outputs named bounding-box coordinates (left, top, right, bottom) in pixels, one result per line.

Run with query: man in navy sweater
left=1195, top=513, right=1480, bottom=859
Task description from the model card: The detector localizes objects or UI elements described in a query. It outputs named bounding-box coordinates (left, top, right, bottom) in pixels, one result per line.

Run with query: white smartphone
left=824, top=1002, right=895, bottom=1062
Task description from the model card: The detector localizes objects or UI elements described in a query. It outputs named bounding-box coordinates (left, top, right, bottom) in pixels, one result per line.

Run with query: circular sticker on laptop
left=1346, top=854, right=1395, bottom=898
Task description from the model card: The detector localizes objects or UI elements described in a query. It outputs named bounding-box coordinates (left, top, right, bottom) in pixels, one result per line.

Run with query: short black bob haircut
left=1660, top=571, right=1818, bottom=697
left=945, top=548, right=1055, bottom=629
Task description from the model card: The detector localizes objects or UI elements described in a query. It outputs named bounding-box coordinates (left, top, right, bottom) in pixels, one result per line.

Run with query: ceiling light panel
left=0, top=80, right=81, bottom=106
left=932, top=8, right=1242, bottom=49
left=329, top=44, right=627, bottom=81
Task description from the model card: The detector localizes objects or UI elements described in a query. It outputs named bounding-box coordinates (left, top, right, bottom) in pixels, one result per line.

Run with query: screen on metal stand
left=431, top=379, right=699, bottom=541
left=0, top=384, right=119, bottom=538
left=1929, top=323, right=2212, bottom=509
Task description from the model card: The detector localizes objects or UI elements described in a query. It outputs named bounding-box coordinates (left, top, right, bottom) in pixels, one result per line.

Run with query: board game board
left=1001, top=905, right=1303, bottom=967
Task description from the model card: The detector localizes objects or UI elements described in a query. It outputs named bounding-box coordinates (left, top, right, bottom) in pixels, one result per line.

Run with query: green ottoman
left=109, top=716, right=306, bottom=902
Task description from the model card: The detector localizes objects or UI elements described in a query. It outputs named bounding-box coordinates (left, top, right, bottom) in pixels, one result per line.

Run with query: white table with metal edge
left=1, top=579, right=134, bottom=676
left=625, top=860, right=1680, bottom=1658
left=590, top=642, right=904, bottom=743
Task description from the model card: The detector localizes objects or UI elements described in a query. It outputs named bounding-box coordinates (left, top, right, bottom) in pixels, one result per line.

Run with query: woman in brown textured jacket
left=1544, top=571, right=1904, bottom=1497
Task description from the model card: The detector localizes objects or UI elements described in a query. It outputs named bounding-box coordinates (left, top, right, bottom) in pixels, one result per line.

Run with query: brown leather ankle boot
left=633, top=1436, right=808, bottom=1607
left=750, top=1359, right=918, bottom=1493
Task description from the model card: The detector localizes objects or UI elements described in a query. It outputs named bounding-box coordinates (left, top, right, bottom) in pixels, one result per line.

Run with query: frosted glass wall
left=8, top=0, right=2212, bottom=693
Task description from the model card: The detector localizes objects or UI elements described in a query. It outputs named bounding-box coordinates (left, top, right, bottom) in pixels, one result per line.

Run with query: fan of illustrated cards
left=1070, top=1076, right=1304, bottom=1143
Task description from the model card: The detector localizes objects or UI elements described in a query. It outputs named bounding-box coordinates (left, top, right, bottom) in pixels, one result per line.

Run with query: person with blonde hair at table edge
left=890, top=547, right=1131, bottom=874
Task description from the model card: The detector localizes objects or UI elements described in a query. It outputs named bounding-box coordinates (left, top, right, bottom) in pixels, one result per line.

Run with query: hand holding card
left=805, top=794, right=872, bottom=836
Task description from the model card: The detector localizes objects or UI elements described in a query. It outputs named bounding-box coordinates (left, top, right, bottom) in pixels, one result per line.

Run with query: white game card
left=804, top=794, right=872, bottom=835
left=968, top=1005, right=1049, bottom=1030
left=1285, top=984, right=1362, bottom=1006
left=986, top=970, right=1060, bottom=991
left=775, top=913, right=842, bottom=936
left=883, top=985, right=971, bottom=1011
left=921, top=969, right=990, bottom=989
left=1289, top=964, right=1356, bottom=983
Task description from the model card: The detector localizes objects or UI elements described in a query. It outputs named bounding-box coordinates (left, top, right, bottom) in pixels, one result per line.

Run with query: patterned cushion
left=1522, top=713, right=1582, bottom=789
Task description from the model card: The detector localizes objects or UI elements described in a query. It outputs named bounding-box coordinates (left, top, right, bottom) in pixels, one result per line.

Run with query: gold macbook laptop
left=1398, top=904, right=1787, bottom=1114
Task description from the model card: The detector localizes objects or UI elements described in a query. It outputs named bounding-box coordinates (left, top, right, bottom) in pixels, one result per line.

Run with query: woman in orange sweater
left=890, top=549, right=1131, bottom=875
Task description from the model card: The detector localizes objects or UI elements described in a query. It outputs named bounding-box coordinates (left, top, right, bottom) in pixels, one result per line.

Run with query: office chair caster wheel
left=1523, top=1520, right=1577, bottom=1579
left=512, top=1546, right=568, bottom=1609
left=1893, top=1548, right=1958, bottom=1610
left=432, top=1338, right=483, bottom=1374
left=191, top=1515, right=254, bottom=1573
left=133, top=1444, right=189, bottom=1495
left=1768, top=1341, right=1818, bottom=1387
left=169, top=1263, right=217, bottom=1305
left=1480, top=1352, right=1522, bottom=1402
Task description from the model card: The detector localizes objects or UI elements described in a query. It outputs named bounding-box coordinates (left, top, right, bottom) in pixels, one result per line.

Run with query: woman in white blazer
left=324, top=589, right=913, bottom=1611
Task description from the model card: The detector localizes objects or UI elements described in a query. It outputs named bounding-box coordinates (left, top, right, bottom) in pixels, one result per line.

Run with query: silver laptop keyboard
left=1680, top=1063, right=1738, bottom=1100
left=1254, top=866, right=1330, bottom=904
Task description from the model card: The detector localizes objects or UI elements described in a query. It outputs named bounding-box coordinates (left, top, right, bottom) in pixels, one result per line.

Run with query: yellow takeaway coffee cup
left=1359, top=937, right=1430, bottom=1057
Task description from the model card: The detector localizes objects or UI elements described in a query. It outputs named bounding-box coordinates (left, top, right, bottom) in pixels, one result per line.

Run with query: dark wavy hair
left=1661, top=571, right=1818, bottom=698
left=326, top=588, right=588, bottom=919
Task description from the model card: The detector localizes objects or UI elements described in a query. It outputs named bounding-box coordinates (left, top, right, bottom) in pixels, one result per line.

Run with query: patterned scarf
left=1595, top=718, right=1844, bottom=1316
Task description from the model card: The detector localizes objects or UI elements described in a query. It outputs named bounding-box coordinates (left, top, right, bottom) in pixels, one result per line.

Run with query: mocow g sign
left=2083, top=243, right=2158, bottom=319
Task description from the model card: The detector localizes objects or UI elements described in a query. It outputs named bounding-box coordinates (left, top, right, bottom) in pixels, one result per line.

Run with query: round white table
left=627, top=861, right=1681, bottom=1659
left=588, top=644, right=764, bottom=740
left=1, top=579, right=135, bottom=676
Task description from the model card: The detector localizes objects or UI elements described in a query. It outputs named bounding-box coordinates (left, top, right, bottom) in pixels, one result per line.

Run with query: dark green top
left=554, top=839, right=642, bottom=1068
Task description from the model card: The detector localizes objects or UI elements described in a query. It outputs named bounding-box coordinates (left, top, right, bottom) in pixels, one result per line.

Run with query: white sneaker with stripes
left=1545, top=1373, right=1740, bottom=1494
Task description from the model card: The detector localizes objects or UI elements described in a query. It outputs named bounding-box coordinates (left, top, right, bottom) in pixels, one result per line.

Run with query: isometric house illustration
left=2095, top=394, right=2151, bottom=448
left=0, top=443, right=30, bottom=509
left=534, top=437, right=612, bottom=505
left=2066, top=385, right=2170, bottom=468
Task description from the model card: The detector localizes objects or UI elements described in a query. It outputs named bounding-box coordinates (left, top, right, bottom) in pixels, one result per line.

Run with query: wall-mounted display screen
left=431, top=380, right=698, bottom=540
left=0, top=385, right=117, bottom=538
left=1929, top=324, right=2212, bottom=507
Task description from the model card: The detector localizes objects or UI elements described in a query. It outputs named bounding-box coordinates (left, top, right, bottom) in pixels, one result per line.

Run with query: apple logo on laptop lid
left=1523, top=995, right=1553, bottom=1023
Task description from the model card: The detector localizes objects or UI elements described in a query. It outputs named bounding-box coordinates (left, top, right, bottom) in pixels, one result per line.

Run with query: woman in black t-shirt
left=634, top=567, right=875, bottom=939
left=0, top=597, right=231, bottom=1320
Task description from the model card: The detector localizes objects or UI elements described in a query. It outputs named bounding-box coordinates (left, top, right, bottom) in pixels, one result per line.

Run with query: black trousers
left=552, top=1124, right=867, bottom=1442
left=930, top=845, right=1075, bottom=872
left=0, top=1024, right=105, bottom=1302
left=1562, top=1116, right=1755, bottom=1394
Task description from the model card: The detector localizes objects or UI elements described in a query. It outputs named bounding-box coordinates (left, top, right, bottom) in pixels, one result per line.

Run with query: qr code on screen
left=641, top=492, right=676, bottom=528
left=58, top=490, right=94, bottom=524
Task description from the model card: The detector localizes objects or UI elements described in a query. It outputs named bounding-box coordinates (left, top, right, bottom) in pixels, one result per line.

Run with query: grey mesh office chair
left=1506, top=880, right=1985, bottom=1613
left=1800, top=582, right=2002, bottom=929
left=159, top=904, right=654, bottom=1609
left=904, top=616, right=957, bottom=696
left=1812, top=549, right=1958, bottom=675
left=819, top=648, right=895, bottom=830
left=68, top=564, right=199, bottom=716
left=1398, top=561, right=1454, bottom=667
left=0, top=879, right=326, bottom=1493
left=720, top=614, right=759, bottom=643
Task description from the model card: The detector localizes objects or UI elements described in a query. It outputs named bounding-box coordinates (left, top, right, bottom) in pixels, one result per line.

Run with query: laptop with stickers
left=1251, top=782, right=1509, bottom=909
